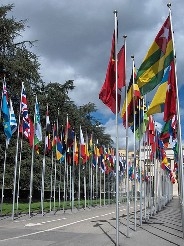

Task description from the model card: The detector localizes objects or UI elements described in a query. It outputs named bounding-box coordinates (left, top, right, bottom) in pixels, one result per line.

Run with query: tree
left=0, top=4, right=114, bottom=194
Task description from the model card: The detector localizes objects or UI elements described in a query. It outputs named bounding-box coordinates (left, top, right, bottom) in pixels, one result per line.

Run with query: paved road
left=0, top=197, right=183, bottom=246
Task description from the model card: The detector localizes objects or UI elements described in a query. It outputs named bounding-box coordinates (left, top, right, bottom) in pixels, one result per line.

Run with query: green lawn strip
left=0, top=199, right=116, bottom=216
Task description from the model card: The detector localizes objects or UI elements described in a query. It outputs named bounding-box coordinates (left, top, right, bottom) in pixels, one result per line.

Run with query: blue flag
left=9, top=99, right=17, bottom=134
left=1, top=83, right=12, bottom=140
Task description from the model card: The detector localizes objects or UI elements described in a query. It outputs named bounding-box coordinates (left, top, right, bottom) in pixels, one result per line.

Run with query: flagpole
left=12, top=82, right=23, bottom=220
left=122, top=34, right=130, bottom=237
left=138, top=98, right=143, bottom=226
left=143, top=132, right=147, bottom=220
left=113, top=10, right=120, bottom=245
left=1, top=140, right=8, bottom=215
left=131, top=55, right=137, bottom=231
left=50, top=146, right=54, bottom=212
left=28, top=109, right=35, bottom=218
left=99, top=158, right=102, bottom=206
left=16, top=136, right=22, bottom=214
left=53, top=122, right=57, bottom=213
left=95, top=142, right=98, bottom=205
left=41, top=104, right=48, bottom=216
left=104, top=159, right=106, bottom=206
left=78, top=125, right=82, bottom=209
left=56, top=108, right=61, bottom=209
left=168, top=3, right=184, bottom=237
left=71, top=132, right=75, bottom=211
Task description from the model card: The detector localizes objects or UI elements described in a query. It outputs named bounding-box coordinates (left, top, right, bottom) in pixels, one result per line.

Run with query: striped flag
left=136, top=16, right=174, bottom=95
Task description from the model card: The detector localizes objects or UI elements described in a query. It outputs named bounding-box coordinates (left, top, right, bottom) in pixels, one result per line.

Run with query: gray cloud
left=2, top=0, right=184, bottom=148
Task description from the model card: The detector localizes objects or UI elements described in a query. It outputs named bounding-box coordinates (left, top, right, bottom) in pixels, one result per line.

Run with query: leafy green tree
left=0, top=4, right=114, bottom=196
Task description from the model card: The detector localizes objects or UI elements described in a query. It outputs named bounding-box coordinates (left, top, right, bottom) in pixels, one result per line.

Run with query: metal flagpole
left=83, top=132, right=87, bottom=209
left=52, top=124, right=56, bottom=212
left=59, top=163, right=61, bottom=209
left=56, top=109, right=61, bottom=209
left=122, top=34, right=130, bottom=237
left=113, top=10, right=120, bottom=245
left=12, top=83, right=23, bottom=220
left=41, top=104, right=48, bottom=216
left=50, top=149, right=54, bottom=212
left=84, top=164, right=87, bottom=209
left=99, top=160, right=102, bottom=207
left=143, top=132, right=147, bottom=220
left=78, top=152, right=81, bottom=209
left=131, top=55, right=137, bottom=231
left=62, top=155, right=66, bottom=211
left=78, top=125, right=82, bottom=209
left=69, top=161, right=72, bottom=207
left=104, top=165, right=105, bottom=206
left=41, top=153, right=46, bottom=215
left=168, top=3, right=184, bottom=237
left=53, top=158, right=57, bottom=212
left=90, top=151, right=93, bottom=206
left=71, top=133, right=75, bottom=211
left=29, top=114, right=35, bottom=218
left=95, top=142, right=98, bottom=205
left=16, top=137, right=23, bottom=214
left=139, top=98, right=143, bottom=226
left=63, top=114, right=69, bottom=211
left=1, top=140, right=8, bottom=215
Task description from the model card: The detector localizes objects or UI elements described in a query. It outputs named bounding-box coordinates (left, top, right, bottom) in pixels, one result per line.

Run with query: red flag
left=99, top=31, right=125, bottom=114
left=117, top=44, right=125, bottom=88
left=164, top=60, right=177, bottom=121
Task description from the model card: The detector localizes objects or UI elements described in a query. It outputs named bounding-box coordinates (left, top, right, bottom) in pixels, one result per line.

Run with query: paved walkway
left=123, top=196, right=184, bottom=246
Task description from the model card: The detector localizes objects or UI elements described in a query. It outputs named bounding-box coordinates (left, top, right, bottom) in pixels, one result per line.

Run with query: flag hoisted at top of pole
left=34, top=95, right=42, bottom=153
left=9, top=99, right=17, bottom=135
left=45, top=104, right=51, bottom=153
left=121, top=63, right=141, bottom=127
left=1, top=81, right=12, bottom=141
left=136, top=14, right=174, bottom=95
left=21, top=83, right=34, bottom=147
left=99, top=19, right=125, bottom=114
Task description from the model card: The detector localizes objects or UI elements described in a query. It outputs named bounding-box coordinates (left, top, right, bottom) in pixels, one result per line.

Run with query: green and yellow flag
left=136, top=16, right=174, bottom=95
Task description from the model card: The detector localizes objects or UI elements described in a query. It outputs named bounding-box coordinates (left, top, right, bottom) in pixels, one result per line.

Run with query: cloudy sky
left=1, top=0, right=184, bottom=149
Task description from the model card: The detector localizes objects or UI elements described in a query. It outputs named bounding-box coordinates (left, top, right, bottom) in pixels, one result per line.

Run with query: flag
left=121, top=65, right=140, bottom=127
left=159, top=120, right=172, bottom=148
left=9, top=99, right=17, bottom=135
left=34, top=96, right=42, bottom=152
left=56, top=137, right=63, bottom=160
left=67, top=124, right=74, bottom=148
left=1, top=82, right=12, bottom=140
left=163, top=60, right=176, bottom=121
left=52, top=122, right=57, bottom=150
left=147, top=65, right=170, bottom=116
left=146, top=115, right=155, bottom=145
left=99, top=31, right=116, bottom=113
left=131, top=97, right=148, bottom=140
left=45, top=105, right=51, bottom=153
left=21, top=84, right=34, bottom=147
left=99, top=29, right=125, bottom=114
left=117, top=44, right=126, bottom=88
left=74, top=134, right=79, bottom=165
left=65, top=119, right=74, bottom=148
left=136, top=16, right=174, bottom=95
left=80, top=125, right=86, bottom=163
